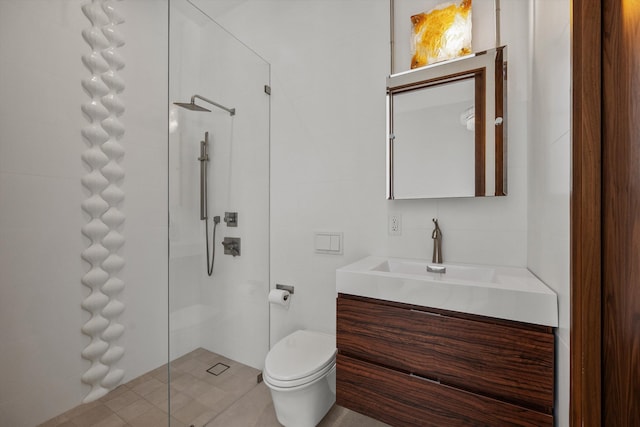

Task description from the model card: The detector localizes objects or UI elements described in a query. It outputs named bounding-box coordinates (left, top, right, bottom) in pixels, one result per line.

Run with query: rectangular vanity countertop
left=336, top=256, right=558, bottom=327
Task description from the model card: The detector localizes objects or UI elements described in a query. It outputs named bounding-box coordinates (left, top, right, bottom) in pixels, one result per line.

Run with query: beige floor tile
left=204, top=382, right=273, bottom=427
left=125, top=375, right=155, bottom=392
left=172, top=399, right=212, bottom=424
left=194, top=385, right=228, bottom=409
left=90, top=413, right=129, bottom=427
left=166, top=391, right=193, bottom=414
left=41, top=349, right=389, bottom=427
left=103, top=390, right=142, bottom=412
left=181, top=409, right=219, bottom=427
left=46, top=422, right=75, bottom=427
left=128, top=406, right=170, bottom=427
left=144, top=385, right=171, bottom=410
left=337, top=409, right=391, bottom=427
left=98, top=385, right=130, bottom=402
left=179, top=357, right=210, bottom=374
left=252, top=402, right=281, bottom=427
left=130, top=377, right=165, bottom=397
left=170, top=354, right=197, bottom=372
left=116, top=398, right=155, bottom=422
left=61, top=400, right=101, bottom=420
left=170, top=372, right=199, bottom=392
left=148, top=365, right=170, bottom=383
left=68, top=404, right=114, bottom=426
left=189, top=348, right=210, bottom=358
left=37, top=413, right=69, bottom=427
left=182, top=378, right=216, bottom=399
left=205, top=365, right=259, bottom=398
left=318, top=405, right=348, bottom=426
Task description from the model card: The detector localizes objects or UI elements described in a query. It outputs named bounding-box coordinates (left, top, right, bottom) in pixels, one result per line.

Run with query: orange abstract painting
left=411, top=0, right=472, bottom=69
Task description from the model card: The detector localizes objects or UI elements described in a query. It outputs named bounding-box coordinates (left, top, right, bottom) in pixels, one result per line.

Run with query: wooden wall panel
left=570, top=1, right=602, bottom=425
left=602, top=1, right=640, bottom=424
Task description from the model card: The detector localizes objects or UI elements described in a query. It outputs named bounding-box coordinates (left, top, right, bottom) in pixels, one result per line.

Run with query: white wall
left=205, top=0, right=390, bottom=345
left=0, top=1, right=168, bottom=425
left=168, top=0, right=270, bottom=369
left=209, top=0, right=531, bottom=348
left=229, top=2, right=568, bottom=420
left=528, top=1, right=571, bottom=425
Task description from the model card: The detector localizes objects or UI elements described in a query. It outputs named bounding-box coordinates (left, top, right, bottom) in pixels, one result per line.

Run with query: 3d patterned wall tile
left=80, top=0, right=125, bottom=403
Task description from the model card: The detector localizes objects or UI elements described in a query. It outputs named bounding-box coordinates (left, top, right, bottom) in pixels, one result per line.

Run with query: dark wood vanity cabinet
left=336, top=294, right=555, bottom=426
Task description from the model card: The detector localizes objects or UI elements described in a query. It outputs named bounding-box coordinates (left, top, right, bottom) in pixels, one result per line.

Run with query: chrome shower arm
left=191, top=94, right=236, bottom=116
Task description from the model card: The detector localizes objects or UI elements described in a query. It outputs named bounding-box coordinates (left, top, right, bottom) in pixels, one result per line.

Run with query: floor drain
left=207, top=362, right=230, bottom=376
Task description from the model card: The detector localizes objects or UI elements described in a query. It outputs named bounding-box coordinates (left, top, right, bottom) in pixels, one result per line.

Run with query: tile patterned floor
left=38, top=348, right=388, bottom=427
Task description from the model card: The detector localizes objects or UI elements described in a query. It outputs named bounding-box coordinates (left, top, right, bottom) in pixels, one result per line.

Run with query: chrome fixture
left=199, top=133, right=210, bottom=221
left=224, top=212, right=238, bottom=227
left=222, top=237, right=241, bottom=257
left=174, top=94, right=236, bottom=116
left=431, top=218, right=443, bottom=264
left=276, top=283, right=295, bottom=294
left=173, top=95, right=236, bottom=274
left=427, top=264, right=446, bottom=274
left=196, top=132, right=219, bottom=276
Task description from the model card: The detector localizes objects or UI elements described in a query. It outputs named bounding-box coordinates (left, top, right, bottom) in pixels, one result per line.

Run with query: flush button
left=314, top=232, right=343, bottom=255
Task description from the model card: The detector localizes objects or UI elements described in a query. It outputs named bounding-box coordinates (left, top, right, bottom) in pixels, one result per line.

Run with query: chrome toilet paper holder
left=276, top=284, right=295, bottom=294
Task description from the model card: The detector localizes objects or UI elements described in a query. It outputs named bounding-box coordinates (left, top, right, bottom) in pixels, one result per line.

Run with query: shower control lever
left=221, top=237, right=241, bottom=257
left=224, top=212, right=238, bottom=227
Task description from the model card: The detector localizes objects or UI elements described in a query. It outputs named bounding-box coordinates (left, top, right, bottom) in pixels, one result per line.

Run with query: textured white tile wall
left=0, top=1, right=168, bottom=425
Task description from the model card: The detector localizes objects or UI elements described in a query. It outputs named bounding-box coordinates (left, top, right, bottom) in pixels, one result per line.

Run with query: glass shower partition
left=168, top=1, right=270, bottom=424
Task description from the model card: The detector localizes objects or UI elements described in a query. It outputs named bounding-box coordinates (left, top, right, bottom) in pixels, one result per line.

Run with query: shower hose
left=205, top=216, right=220, bottom=276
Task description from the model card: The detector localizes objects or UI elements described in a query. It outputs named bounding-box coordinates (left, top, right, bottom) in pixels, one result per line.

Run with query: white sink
left=336, top=256, right=558, bottom=327
left=372, top=259, right=496, bottom=283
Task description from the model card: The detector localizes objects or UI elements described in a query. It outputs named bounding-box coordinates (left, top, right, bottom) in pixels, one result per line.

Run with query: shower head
left=173, top=101, right=211, bottom=112
left=173, top=94, right=235, bottom=116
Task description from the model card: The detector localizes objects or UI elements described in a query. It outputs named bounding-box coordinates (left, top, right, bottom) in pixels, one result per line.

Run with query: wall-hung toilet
left=263, top=330, right=337, bottom=427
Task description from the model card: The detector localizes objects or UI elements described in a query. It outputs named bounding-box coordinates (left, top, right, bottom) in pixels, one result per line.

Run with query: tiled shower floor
left=38, top=348, right=389, bottom=427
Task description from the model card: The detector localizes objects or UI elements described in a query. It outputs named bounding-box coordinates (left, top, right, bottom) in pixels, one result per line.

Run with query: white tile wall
left=0, top=1, right=169, bottom=425
left=0, top=0, right=572, bottom=424
left=213, top=5, right=569, bottom=422
left=208, top=0, right=534, bottom=353
left=529, top=0, right=571, bottom=425
left=168, top=0, right=271, bottom=369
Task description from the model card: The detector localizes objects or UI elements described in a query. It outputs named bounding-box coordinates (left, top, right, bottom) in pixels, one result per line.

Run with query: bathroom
left=1, top=0, right=625, bottom=426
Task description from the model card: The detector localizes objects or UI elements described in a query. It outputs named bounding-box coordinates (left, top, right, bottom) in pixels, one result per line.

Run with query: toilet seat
left=264, top=330, right=337, bottom=388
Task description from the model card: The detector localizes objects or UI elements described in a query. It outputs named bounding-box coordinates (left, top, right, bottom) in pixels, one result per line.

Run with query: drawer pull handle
left=410, top=373, right=440, bottom=384
left=410, top=309, right=441, bottom=317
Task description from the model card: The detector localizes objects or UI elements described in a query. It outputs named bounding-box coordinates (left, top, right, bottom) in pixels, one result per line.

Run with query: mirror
left=387, top=46, right=507, bottom=199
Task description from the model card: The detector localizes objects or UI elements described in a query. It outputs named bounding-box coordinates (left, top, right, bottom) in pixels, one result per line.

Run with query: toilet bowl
left=263, top=330, right=337, bottom=427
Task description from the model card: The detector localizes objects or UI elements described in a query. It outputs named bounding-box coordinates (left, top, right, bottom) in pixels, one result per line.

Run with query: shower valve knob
left=224, top=212, right=238, bottom=227
left=222, top=237, right=241, bottom=257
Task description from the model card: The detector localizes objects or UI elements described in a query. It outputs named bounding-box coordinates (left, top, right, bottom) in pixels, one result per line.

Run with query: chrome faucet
left=431, top=218, right=443, bottom=264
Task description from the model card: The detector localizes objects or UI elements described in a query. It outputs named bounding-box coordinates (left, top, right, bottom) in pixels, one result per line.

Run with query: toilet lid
left=264, top=330, right=336, bottom=385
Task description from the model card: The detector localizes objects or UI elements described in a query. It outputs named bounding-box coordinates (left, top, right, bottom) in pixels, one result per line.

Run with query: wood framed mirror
left=387, top=46, right=506, bottom=199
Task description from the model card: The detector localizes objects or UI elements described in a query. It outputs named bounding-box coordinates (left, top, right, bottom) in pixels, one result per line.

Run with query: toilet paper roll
left=268, top=289, right=290, bottom=308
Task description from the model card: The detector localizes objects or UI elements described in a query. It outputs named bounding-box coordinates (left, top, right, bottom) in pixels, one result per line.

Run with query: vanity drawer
left=337, top=295, right=554, bottom=411
left=336, top=354, right=553, bottom=427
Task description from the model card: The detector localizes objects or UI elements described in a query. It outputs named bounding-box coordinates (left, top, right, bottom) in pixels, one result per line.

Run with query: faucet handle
left=432, top=218, right=442, bottom=239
